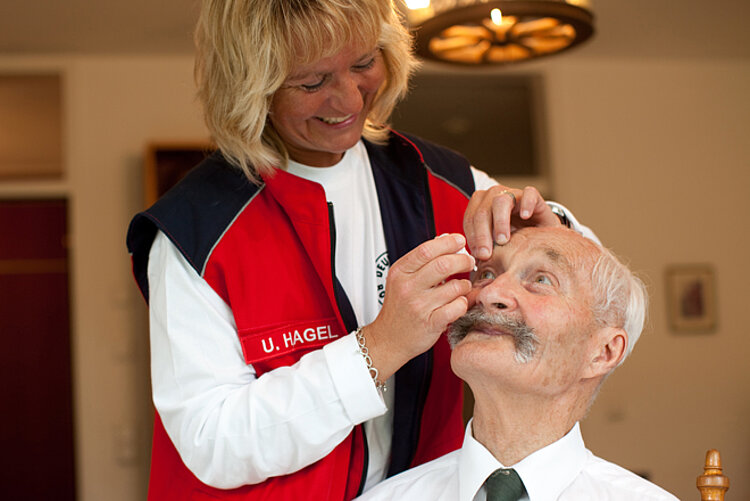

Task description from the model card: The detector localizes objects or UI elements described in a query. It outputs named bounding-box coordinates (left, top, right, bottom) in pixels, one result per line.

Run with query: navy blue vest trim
left=392, top=130, right=475, bottom=199
left=327, top=203, right=358, bottom=333
left=365, top=135, right=432, bottom=478
left=364, top=132, right=474, bottom=477
left=126, top=153, right=259, bottom=303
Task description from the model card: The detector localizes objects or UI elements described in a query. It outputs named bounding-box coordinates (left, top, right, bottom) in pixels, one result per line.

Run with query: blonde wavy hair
left=194, top=0, right=418, bottom=183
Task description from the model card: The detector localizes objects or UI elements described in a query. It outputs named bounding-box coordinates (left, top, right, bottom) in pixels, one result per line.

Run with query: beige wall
left=67, top=56, right=209, bottom=501
left=0, top=53, right=747, bottom=501
left=545, top=57, right=750, bottom=500
left=0, top=54, right=208, bottom=501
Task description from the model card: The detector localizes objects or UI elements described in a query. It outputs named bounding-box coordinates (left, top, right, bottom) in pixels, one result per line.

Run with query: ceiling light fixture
left=402, top=0, right=595, bottom=65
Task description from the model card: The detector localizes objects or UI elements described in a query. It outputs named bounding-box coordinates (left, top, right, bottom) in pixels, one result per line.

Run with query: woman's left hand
left=464, top=184, right=561, bottom=260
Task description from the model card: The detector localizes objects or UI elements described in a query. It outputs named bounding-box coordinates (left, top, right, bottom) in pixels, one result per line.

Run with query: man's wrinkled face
left=449, top=227, right=602, bottom=395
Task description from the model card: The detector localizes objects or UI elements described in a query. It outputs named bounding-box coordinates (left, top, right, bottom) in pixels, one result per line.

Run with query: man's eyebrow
left=533, top=245, right=574, bottom=273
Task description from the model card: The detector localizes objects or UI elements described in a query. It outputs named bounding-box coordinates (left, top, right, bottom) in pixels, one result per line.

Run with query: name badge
left=240, top=317, right=344, bottom=364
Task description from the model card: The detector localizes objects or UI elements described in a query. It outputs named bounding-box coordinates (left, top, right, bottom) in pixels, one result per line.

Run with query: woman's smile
left=269, top=45, right=386, bottom=167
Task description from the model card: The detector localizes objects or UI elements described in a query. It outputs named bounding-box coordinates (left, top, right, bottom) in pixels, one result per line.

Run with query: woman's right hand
left=359, top=233, right=475, bottom=381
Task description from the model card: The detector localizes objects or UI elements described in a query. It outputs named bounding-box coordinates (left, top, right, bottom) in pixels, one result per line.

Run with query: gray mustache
left=447, top=307, right=539, bottom=363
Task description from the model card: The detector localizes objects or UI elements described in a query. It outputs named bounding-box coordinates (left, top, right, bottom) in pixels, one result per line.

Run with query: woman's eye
left=301, top=78, right=326, bottom=92
left=354, top=49, right=380, bottom=71
left=353, top=57, right=376, bottom=71
left=534, top=274, right=553, bottom=286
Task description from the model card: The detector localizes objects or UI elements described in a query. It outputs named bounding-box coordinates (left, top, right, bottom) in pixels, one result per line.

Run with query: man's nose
left=476, top=274, right=518, bottom=312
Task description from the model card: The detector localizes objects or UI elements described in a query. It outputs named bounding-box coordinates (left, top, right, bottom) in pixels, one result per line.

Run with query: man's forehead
left=492, top=227, right=597, bottom=270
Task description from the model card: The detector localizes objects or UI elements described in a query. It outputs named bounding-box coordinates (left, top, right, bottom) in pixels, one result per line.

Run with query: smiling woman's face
left=268, top=43, right=386, bottom=167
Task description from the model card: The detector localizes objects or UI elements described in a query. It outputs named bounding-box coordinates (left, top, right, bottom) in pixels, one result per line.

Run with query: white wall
left=1, top=53, right=747, bottom=501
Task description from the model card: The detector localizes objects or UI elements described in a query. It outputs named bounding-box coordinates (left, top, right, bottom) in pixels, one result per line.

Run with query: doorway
left=0, top=198, right=76, bottom=499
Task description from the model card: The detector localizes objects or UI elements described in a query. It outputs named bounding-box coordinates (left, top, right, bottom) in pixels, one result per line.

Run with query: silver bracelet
left=355, top=327, right=387, bottom=392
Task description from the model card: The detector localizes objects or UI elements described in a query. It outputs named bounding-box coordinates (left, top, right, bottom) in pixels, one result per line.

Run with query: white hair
left=588, top=247, right=648, bottom=364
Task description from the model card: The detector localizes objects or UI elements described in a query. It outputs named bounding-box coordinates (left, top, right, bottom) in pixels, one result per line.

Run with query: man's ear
left=583, top=327, right=627, bottom=379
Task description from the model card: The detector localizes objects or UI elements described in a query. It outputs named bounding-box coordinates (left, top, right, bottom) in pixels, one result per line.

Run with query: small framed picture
left=144, top=142, right=214, bottom=206
left=665, top=264, right=717, bottom=332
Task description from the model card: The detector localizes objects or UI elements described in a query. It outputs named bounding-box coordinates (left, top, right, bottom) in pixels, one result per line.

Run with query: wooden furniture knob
left=697, top=449, right=729, bottom=500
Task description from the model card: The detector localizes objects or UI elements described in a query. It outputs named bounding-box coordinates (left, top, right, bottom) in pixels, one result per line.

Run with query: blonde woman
left=127, top=1, right=591, bottom=499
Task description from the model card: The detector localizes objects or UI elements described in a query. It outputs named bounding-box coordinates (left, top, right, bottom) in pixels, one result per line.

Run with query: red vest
left=128, top=132, right=475, bottom=500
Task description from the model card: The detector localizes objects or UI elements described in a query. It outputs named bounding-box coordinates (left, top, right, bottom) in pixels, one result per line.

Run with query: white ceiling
left=1, top=0, right=748, bottom=60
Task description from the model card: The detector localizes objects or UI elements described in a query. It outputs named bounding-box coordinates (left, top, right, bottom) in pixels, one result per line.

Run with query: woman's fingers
left=362, top=236, right=475, bottom=378
left=395, top=233, right=465, bottom=273
left=465, top=184, right=560, bottom=259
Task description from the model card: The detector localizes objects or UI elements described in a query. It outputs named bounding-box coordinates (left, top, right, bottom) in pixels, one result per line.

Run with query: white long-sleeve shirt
left=148, top=142, right=596, bottom=489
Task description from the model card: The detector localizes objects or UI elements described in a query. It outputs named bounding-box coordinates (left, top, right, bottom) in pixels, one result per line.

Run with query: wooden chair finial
left=697, top=449, right=729, bottom=501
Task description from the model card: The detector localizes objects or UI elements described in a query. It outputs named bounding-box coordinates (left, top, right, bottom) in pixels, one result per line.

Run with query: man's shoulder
left=571, top=454, right=679, bottom=500
left=355, top=449, right=460, bottom=501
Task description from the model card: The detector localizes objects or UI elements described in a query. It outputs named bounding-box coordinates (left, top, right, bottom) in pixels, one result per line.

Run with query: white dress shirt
left=355, top=421, right=679, bottom=501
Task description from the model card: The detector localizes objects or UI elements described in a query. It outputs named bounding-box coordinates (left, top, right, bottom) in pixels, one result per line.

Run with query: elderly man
left=356, top=226, right=677, bottom=501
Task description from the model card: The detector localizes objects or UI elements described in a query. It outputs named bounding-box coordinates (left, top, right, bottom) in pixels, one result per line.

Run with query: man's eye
left=535, top=274, right=552, bottom=285
left=478, top=270, right=496, bottom=281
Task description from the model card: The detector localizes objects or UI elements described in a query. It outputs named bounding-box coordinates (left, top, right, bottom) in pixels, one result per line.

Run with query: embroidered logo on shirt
left=375, top=251, right=390, bottom=305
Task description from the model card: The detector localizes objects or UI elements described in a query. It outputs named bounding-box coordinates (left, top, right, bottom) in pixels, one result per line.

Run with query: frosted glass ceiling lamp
left=403, top=0, right=595, bottom=65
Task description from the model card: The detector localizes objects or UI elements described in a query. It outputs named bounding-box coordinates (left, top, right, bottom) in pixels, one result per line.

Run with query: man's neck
left=470, top=391, right=585, bottom=466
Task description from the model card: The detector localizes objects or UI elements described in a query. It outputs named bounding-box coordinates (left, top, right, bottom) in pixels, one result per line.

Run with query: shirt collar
left=457, top=420, right=589, bottom=501
left=513, top=422, right=588, bottom=500
left=458, top=420, right=502, bottom=501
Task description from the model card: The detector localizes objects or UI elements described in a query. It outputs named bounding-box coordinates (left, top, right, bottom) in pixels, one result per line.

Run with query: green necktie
left=484, top=468, right=526, bottom=501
